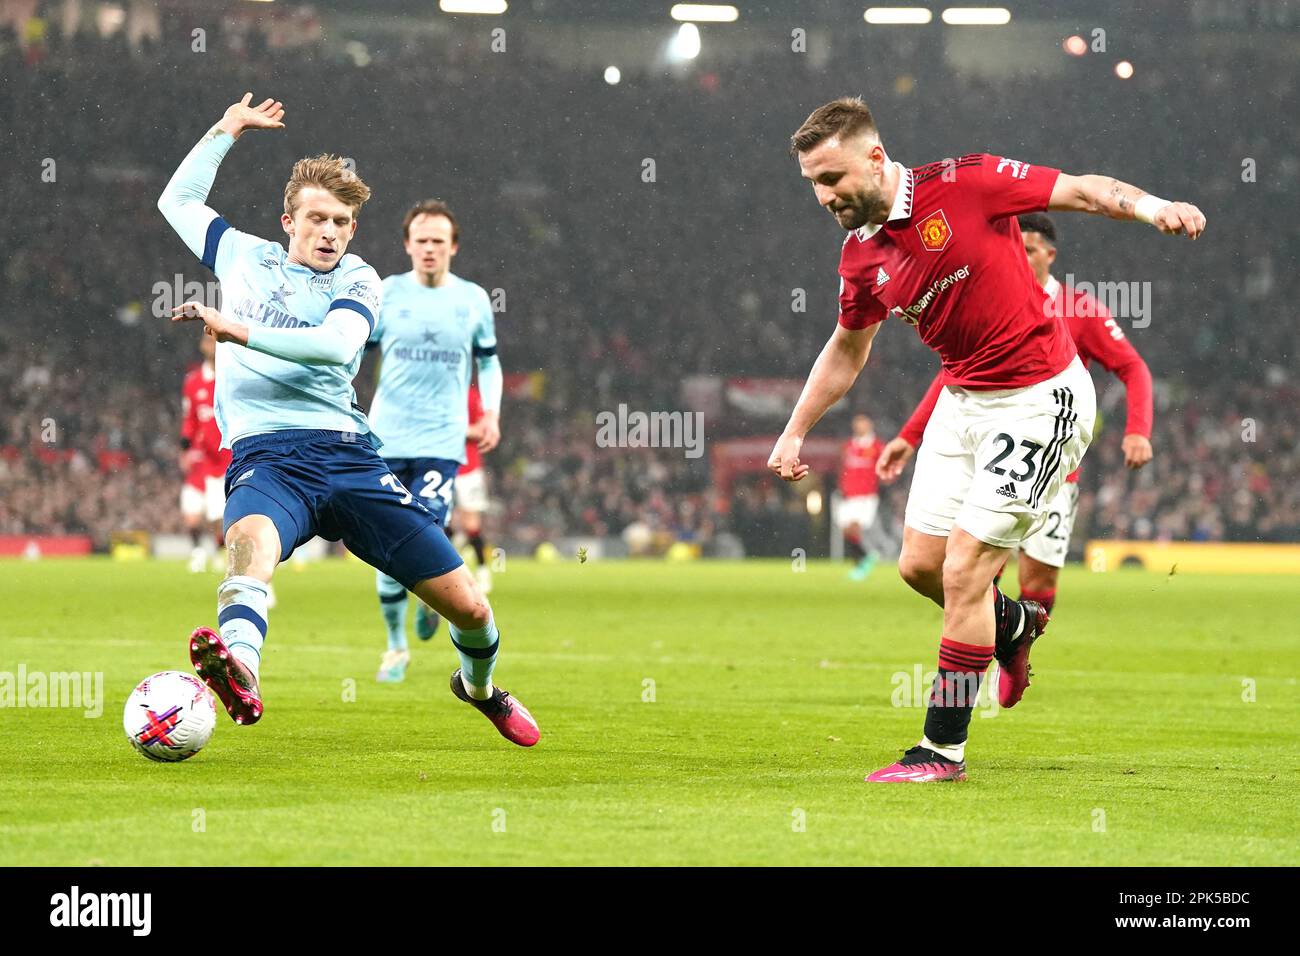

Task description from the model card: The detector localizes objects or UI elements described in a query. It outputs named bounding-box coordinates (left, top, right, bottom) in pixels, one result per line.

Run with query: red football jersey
left=459, top=382, right=483, bottom=476
left=840, top=436, right=883, bottom=497
left=181, top=362, right=231, bottom=485
left=897, top=274, right=1154, bottom=483
left=838, top=153, right=1075, bottom=389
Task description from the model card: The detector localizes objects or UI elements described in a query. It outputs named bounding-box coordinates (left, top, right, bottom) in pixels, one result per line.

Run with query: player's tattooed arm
left=1049, top=173, right=1206, bottom=238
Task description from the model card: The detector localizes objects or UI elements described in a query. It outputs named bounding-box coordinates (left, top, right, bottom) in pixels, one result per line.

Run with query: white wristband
left=1134, top=194, right=1169, bottom=225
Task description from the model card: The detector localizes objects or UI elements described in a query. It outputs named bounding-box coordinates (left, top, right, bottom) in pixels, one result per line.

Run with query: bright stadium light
left=1115, top=60, right=1135, bottom=79
left=806, top=490, right=823, bottom=516
left=439, top=0, right=508, bottom=13
left=1063, top=34, right=1087, bottom=55
left=670, top=22, right=702, bottom=60
left=864, top=8, right=933, bottom=25
left=670, top=3, right=739, bottom=22
left=604, top=65, right=622, bottom=85
left=941, top=7, right=1011, bottom=25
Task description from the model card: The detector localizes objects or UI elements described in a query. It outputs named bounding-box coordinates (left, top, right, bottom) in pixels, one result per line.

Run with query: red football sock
left=1019, top=588, right=1056, bottom=615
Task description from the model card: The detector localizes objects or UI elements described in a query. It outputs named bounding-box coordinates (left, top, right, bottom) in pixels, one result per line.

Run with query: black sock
left=923, top=638, right=996, bottom=751
left=992, top=587, right=1026, bottom=652
left=189, top=528, right=202, bottom=548
left=470, top=533, right=487, bottom=566
left=845, top=537, right=865, bottom=562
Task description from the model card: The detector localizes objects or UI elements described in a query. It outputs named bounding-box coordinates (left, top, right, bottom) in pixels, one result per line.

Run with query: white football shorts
left=454, top=468, right=490, bottom=514
left=180, top=475, right=226, bottom=524
left=904, top=356, right=1095, bottom=550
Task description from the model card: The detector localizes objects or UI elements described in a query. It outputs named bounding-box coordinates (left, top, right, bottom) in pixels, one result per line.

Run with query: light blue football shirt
left=206, top=222, right=383, bottom=447
left=367, top=271, right=496, bottom=462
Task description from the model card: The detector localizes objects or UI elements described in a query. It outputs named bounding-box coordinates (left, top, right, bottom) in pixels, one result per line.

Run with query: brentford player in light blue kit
left=156, top=94, right=537, bottom=746
left=367, top=200, right=502, bottom=683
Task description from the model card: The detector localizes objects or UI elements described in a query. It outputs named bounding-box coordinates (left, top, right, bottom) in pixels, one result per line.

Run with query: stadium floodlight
left=1063, top=34, right=1087, bottom=55
left=604, top=66, right=622, bottom=85
left=670, top=3, right=738, bottom=22
left=439, top=0, right=508, bottom=13
left=864, top=8, right=933, bottom=25
left=670, top=22, right=702, bottom=60
left=941, top=7, right=1011, bottom=25
left=1115, top=60, right=1134, bottom=79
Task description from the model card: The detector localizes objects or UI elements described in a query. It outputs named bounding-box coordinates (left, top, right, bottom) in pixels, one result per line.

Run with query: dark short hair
left=402, top=199, right=459, bottom=243
left=1018, top=212, right=1057, bottom=246
left=790, top=96, right=878, bottom=157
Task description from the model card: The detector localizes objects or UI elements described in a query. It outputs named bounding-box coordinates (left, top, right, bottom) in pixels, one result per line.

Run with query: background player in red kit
left=838, top=413, right=884, bottom=580
left=767, top=97, right=1204, bottom=783
left=180, top=332, right=231, bottom=573
left=879, top=212, right=1154, bottom=615
left=454, top=381, right=497, bottom=595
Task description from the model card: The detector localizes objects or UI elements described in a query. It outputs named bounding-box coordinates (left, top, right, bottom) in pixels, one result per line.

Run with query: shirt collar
left=856, top=161, right=913, bottom=240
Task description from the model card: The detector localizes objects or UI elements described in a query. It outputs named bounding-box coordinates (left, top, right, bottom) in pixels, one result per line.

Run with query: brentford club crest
left=916, top=209, right=952, bottom=252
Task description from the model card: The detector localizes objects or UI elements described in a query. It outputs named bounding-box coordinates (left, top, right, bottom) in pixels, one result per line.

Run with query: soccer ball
left=123, top=670, right=217, bottom=762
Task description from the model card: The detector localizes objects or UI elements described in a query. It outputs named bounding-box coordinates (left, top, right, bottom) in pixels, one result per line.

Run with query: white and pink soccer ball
left=123, top=670, right=217, bottom=762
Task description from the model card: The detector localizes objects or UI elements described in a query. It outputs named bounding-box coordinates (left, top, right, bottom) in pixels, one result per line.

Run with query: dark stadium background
left=2, top=0, right=1295, bottom=562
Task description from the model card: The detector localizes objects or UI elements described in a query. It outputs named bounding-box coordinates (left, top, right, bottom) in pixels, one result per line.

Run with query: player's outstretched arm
left=171, top=301, right=369, bottom=367
left=1048, top=174, right=1206, bottom=239
left=156, top=94, right=285, bottom=259
left=768, top=323, right=880, bottom=482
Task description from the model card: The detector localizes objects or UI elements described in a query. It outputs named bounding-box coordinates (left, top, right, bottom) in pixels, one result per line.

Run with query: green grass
left=0, top=557, right=1296, bottom=866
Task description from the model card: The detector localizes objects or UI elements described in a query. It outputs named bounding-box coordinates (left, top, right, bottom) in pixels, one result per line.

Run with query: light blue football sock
left=376, top=571, right=409, bottom=653
left=449, top=612, right=499, bottom=694
left=216, top=575, right=269, bottom=677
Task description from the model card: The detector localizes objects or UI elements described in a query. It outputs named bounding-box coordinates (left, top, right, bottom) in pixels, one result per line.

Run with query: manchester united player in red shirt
left=180, top=333, right=232, bottom=573
left=879, top=213, right=1154, bottom=616
left=767, top=97, right=1204, bottom=783
left=838, top=414, right=884, bottom=580
left=455, top=382, right=496, bottom=594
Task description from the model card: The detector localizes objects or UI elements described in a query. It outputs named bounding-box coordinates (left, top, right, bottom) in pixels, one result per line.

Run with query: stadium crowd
left=2, top=8, right=1296, bottom=556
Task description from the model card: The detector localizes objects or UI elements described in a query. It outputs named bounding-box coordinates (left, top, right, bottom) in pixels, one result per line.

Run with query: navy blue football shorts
left=223, top=429, right=463, bottom=590
left=380, top=456, right=461, bottom=528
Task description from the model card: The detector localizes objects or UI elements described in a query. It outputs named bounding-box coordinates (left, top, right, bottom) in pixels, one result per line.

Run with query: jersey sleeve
left=330, top=260, right=383, bottom=336
left=472, top=288, right=498, bottom=358
left=837, top=268, right=887, bottom=331
left=368, top=275, right=397, bottom=346
left=897, top=372, right=944, bottom=446
left=1071, top=295, right=1154, bottom=438
left=973, top=153, right=1061, bottom=221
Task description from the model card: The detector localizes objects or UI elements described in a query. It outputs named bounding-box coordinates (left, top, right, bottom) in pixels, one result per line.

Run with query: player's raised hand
left=876, top=437, right=915, bottom=484
left=218, top=93, right=286, bottom=139
left=768, top=432, right=809, bottom=482
left=1122, top=434, right=1153, bottom=470
left=1153, top=201, right=1206, bottom=240
left=171, top=301, right=248, bottom=346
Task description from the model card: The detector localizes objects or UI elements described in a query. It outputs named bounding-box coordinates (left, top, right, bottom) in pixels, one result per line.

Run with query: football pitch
left=1, top=557, right=1295, bottom=867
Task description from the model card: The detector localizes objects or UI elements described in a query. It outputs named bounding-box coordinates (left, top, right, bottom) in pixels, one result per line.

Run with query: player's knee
left=941, top=550, right=983, bottom=601
left=898, top=551, right=938, bottom=591
left=450, top=595, right=491, bottom=631
left=224, top=525, right=275, bottom=580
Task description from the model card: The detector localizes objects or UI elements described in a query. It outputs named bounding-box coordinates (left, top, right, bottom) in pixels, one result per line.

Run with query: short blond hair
left=283, top=154, right=372, bottom=218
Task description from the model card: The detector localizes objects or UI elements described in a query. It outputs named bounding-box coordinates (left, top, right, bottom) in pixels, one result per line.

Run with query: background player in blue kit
left=157, top=93, right=538, bottom=747
left=367, top=201, right=502, bottom=683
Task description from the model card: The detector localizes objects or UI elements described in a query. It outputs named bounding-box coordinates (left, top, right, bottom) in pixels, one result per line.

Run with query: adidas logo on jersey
left=995, top=482, right=1018, bottom=499
left=876, top=267, right=890, bottom=286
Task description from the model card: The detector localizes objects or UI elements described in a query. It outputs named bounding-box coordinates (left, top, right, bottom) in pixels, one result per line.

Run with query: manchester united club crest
left=916, top=209, right=952, bottom=252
